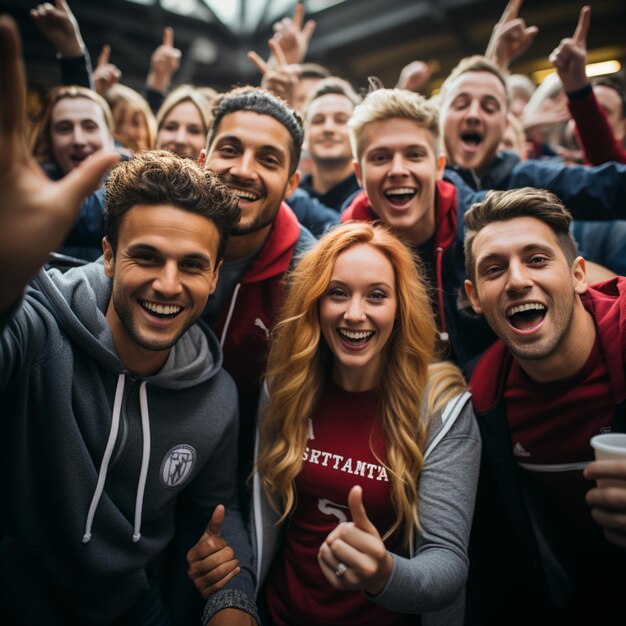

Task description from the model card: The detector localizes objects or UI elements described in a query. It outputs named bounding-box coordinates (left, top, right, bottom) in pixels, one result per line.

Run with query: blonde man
left=342, top=88, right=495, bottom=365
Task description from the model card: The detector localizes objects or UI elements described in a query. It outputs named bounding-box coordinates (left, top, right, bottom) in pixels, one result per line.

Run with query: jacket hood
left=30, top=262, right=222, bottom=389
left=341, top=180, right=459, bottom=251
left=241, top=202, right=302, bottom=284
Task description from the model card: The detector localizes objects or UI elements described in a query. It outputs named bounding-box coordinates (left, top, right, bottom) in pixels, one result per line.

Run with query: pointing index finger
left=97, top=45, right=110, bottom=68
left=572, top=6, right=591, bottom=44
left=163, top=26, right=174, bottom=48
left=500, top=0, right=522, bottom=24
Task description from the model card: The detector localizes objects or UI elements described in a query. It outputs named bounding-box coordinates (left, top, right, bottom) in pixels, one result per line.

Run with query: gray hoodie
left=0, top=263, right=257, bottom=625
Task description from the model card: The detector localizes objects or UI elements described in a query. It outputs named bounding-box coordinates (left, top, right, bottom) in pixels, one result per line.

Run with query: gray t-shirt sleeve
left=371, top=399, right=481, bottom=615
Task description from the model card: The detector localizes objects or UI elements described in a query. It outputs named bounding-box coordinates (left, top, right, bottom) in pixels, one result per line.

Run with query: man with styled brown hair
left=0, top=18, right=257, bottom=624
left=464, top=187, right=626, bottom=625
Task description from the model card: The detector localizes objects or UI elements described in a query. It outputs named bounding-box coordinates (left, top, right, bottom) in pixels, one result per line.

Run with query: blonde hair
left=28, top=85, right=113, bottom=166
left=257, top=221, right=465, bottom=551
left=155, top=84, right=213, bottom=138
left=348, top=88, right=440, bottom=162
left=439, top=55, right=509, bottom=106
left=105, top=84, right=157, bottom=151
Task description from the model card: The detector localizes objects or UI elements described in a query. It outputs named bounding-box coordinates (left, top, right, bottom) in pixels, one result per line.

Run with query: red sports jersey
left=506, top=335, right=612, bottom=531
left=264, top=380, right=413, bottom=625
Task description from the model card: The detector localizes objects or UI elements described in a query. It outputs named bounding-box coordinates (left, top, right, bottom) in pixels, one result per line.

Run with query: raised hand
left=485, top=0, right=538, bottom=71
left=584, top=459, right=626, bottom=548
left=146, top=27, right=181, bottom=93
left=30, top=0, right=84, bottom=58
left=318, top=485, right=394, bottom=596
left=0, top=17, right=118, bottom=312
left=395, top=60, right=433, bottom=93
left=522, top=91, right=571, bottom=130
left=93, top=45, right=121, bottom=95
left=270, top=1, right=316, bottom=65
left=186, top=504, right=241, bottom=600
left=247, top=40, right=300, bottom=107
left=549, top=6, right=591, bottom=94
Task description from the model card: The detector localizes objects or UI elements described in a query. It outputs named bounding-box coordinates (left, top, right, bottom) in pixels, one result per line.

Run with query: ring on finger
left=335, top=562, right=347, bottom=577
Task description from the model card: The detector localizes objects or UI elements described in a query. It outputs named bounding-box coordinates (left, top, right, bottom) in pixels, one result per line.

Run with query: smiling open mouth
left=232, top=189, right=260, bottom=202
left=460, top=132, right=483, bottom=148
left=141, top=300, right=183, bottom=318
left=384, top=187, right=416, bottom=206
left=507, top=303, right=546, bottom=330
left=337, top=329, right=375, bottom=344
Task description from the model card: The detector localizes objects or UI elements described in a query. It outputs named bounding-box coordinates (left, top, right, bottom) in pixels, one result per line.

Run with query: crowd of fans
left=1, top=0, right=626, bottom=624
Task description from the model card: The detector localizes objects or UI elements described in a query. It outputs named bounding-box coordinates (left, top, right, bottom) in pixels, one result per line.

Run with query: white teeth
left=507, top=302, right=546, bottom=317
left=338, top=329, right=374, bottom=340
left=142, top=301, right=182, bottom=315
left=233, top=189, right=259, bottom=201
left=385, top=187, right=416, bottom=196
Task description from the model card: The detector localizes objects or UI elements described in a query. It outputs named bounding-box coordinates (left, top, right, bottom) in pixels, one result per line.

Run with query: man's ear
left=353, top=159, right=362, bottom=186
left=435, top=153, right=446, bottom=181
left=284, top=169, right=301, bottom=200
left=197, top=149, right=207, bottom=167
left=572, top=256, right=589, bottom=295
left=464, top=278, right=483, bottom=315
left=103, top=237, right=115, bottom=278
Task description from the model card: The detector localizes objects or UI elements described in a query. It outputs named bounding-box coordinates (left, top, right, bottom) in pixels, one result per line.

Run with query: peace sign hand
left=485, top=0, right=538, bottom=71
left=248, top=39, right=301, bottom=108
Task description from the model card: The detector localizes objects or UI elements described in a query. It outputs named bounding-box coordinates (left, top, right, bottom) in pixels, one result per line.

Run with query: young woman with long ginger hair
left=252, top=221, right=481, bottom=625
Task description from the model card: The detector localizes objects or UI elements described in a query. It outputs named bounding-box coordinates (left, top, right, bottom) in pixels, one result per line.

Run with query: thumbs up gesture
left=186, top=504, right=241, bottom=600
left=317, top=485, right=394, bottom=595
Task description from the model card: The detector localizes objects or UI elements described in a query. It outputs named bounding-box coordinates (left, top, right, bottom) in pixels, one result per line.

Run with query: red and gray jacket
left=212, top=203, right=314, bottom=487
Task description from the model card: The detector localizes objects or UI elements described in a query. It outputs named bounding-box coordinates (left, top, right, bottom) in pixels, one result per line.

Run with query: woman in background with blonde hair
left=105, top=83, right=157, bottom=152
left=155, top=84, right=214, bottom=159
left=253, top=221, right=481, bottom=625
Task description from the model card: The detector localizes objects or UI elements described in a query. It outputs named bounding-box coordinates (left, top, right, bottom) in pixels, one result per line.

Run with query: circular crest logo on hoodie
left=161, top=445, right=196, bottom=488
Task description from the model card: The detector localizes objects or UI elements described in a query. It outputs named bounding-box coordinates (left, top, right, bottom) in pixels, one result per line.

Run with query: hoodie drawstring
left=132, top=381, right=150, bottom=542
left=83, top=375, right=152, bottom=544
left=435, top=246, right=449, bottom=342
left=83, top=373, right=125, bottom=543
left=220, top=283, right=241, bottom=348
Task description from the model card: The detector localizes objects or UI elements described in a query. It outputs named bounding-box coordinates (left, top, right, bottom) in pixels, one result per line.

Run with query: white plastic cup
left=590, top=433, right=626, bottom=487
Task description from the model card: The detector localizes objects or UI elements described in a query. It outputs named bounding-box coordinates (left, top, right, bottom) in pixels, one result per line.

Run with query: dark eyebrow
left=477, top=243, right=555, bottom=266
left=126, top=244, right=214, bottom=269
left=215, top=135, right=243, bottom=148
left=258, top=144, right=287, bottom=162
left=215, top=135, right=286, bottom=162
